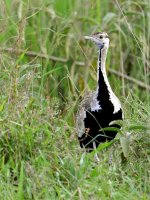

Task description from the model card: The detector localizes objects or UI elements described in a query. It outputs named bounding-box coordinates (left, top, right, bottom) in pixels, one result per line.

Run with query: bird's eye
left=99, top=35, right=103, bottom=39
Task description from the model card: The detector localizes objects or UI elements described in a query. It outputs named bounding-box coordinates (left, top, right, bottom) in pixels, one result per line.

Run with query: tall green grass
left=0, top=0, right=149, bottom=199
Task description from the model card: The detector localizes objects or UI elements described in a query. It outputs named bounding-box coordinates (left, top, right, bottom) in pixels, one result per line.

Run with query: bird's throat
left=98, top=48, right=108, bottom=72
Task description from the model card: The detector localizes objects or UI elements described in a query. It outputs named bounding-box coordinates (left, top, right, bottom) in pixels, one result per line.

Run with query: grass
left=0, top=0, right=150, bottom=199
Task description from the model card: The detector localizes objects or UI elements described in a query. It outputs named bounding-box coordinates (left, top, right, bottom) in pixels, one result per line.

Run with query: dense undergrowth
left=0, top=0, right=150, bottom=199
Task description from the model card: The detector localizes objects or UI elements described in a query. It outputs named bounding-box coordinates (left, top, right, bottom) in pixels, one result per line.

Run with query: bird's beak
left=84, top=35, right=104, bottom=49
left=84, top=35, right=100, bottom=43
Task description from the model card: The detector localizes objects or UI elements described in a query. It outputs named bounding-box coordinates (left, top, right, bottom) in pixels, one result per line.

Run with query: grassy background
left=0, top=0, right=150, bottom=199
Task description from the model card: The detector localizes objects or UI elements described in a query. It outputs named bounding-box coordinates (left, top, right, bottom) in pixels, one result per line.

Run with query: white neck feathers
left=96, top=47, right=121, bottom=114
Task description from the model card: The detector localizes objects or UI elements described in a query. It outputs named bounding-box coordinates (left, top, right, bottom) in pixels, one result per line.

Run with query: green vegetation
left=0, top=0, right=149, bottom=199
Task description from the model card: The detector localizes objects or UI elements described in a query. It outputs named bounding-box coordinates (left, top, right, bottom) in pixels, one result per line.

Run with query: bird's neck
left=96, top=46, right=121, bottom=114
left=96, top=47, right=113, bottom=103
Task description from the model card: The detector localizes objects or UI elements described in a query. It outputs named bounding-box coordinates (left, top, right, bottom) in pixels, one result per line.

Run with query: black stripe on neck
left=97, top=49, right=111, bottom=106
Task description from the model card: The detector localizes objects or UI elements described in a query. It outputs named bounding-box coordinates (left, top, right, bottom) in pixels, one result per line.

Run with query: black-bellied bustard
left=76, top=32, right=123, bottom=161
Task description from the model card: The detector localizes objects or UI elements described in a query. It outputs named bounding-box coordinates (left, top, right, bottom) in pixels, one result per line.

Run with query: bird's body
left=76, top=32, right=123, bottom=152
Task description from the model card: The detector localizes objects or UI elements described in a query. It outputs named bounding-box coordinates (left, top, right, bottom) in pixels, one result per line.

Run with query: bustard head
left=84, top=32, right=109, bottom=49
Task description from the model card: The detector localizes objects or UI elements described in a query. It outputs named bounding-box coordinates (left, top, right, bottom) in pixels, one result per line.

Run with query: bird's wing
left=76, top=91, right=95, bottom=138
left=76, top=107, right=86, bottom=138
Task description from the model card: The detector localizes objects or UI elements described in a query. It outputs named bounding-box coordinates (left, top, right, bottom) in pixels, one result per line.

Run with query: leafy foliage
left=0, top=0, right=149, bottom=199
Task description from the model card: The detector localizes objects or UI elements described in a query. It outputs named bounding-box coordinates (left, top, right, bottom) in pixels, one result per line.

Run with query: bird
left=76, top=32, right=123, bottom=160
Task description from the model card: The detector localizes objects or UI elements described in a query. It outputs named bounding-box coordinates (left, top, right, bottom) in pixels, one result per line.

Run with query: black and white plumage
left=76, top=32, right=123, bottom=154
